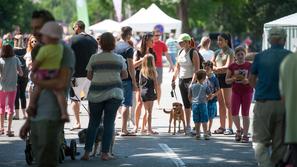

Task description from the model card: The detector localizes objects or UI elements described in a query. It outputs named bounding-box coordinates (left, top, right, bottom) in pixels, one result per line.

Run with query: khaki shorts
left=253, top=100, right=286, bottom=164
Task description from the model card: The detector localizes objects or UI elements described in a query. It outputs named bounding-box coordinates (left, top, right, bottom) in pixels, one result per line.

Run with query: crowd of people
left=0, top=9, right=296, bottom=167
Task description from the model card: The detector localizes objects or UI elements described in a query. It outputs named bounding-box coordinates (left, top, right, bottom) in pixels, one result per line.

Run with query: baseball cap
left=268, top=27, right=287, bottom=39
left=177, top=33, right=191, bottom=43
left=39, top=21, right=63, bottom=39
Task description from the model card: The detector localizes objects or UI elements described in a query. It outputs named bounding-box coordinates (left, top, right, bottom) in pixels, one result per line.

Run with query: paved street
left=0, top=67, right=257, bottom=167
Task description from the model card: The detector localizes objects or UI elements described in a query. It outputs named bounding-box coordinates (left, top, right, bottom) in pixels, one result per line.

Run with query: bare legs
left=184, top=108, right=191, bottom=130
left=71, top=101, right=81, bottom=129
left=133, top=90, right=143, bottom=133
left=217, top=88, right=232, bottom=130
left=121, top=106, right=129, bottom=134
left=143, top=101, right=157, bottom=135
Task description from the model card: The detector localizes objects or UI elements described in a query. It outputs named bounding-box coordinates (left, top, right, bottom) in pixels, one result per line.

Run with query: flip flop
left=120, top=131, right=136, bottom=136
left=70, top=125, right=81, bottom=131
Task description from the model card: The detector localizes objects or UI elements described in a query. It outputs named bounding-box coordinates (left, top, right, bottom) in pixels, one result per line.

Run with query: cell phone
left=171, top=90, right=174, bottom=97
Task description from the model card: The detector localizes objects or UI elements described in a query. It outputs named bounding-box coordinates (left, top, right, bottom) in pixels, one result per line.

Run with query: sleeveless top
left=139, top=74, right=156, bottom=99
left=177, top=49, right=194, bottom=79
left=214, top=47, right=234, bottom=68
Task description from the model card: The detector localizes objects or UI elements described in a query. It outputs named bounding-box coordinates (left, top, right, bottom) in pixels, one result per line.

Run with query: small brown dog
left=89, top=126, right=116, bottom=157
left=163, top=102, right=186, bottom=135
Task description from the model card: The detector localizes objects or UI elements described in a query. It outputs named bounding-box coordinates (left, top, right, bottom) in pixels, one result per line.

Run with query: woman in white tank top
left=171, top=33, right=200, bottom=134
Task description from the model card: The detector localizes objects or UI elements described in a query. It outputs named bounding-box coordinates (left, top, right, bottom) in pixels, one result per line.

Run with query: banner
left=76, top=0, right=90, bottom=27
left=113, top=0, right=122, bottom=22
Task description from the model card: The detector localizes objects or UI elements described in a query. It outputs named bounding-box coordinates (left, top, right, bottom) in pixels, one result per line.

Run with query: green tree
left=0, top=0, right=37, bottom=34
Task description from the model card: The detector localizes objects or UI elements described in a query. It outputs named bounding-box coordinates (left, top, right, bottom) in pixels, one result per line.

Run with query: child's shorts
left=192, top=103, right=208, bottom=123
left=35, top=69, right=59, bottom=80
left=207, top=100, right=217, bottom=120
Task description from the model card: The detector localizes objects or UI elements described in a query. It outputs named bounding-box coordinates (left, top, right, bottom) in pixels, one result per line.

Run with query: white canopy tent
left=262, top=13, right=297, bottom=51
left=121, top=3, right=182, bottom=35
left=88, top=19, right=121, bottom=33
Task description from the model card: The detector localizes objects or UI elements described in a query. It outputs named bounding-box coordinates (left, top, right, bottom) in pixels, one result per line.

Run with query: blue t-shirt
left=251, top=45, right=291, bottom=100
left=190, top=82, right=211, bottom=104
left=206, top=73, right=220, bottom=102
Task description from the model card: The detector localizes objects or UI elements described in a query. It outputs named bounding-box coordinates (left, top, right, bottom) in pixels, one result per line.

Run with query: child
left=225, top=46, right=253, bottom=143
left=189, top=70, right=211, bottom=140
left=139, top=54, right=159, bottom=135
left=203, top=61, right=220, bottom=136
left=0, top=44, right=23, bottom=137
left=26, top=21, right=69, bottom=122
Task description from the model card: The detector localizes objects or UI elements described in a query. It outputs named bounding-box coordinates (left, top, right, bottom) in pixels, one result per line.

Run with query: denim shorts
left=156, top=67, right=163, bottom=84
left=207, top=100, right=217, bottom=120
left=122, top=80, right=133, bottom=107
left=192, top=103, right=208, bottom=123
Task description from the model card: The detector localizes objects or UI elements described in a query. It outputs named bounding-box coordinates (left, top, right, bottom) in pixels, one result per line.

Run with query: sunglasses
left=31, top=40, right=37, bottom=44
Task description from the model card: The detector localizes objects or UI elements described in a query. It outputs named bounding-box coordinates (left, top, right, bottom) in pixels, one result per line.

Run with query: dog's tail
left=163, top=109, right=171, bottom=114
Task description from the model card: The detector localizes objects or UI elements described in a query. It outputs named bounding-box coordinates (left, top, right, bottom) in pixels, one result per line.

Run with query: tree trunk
left=179, top=0, right=190, bottom=34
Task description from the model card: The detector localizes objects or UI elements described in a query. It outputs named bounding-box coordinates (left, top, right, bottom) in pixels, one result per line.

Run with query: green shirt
left=35, top=44, right=63, bottom=70
left=279, top=53, right=297, bottom=143
left=31, top=43, right=75, bottom=121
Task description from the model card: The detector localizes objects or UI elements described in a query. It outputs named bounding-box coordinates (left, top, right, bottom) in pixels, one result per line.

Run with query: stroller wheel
left=59, top=145, right=65, bottom=163
left=25, top=140, right=33, bottom=165
left=25, top=147, right=33, bottom=165
left=70, top=140, right=77, bottom=160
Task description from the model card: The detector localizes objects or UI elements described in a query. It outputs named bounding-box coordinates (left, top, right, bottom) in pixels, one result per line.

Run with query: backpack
left=178, top=48, right=205, bottom=69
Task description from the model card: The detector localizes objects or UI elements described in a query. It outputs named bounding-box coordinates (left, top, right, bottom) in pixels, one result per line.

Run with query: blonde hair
left=140, top=54, right=157, bottom=79
left=26, top=35, right=37, bottom=53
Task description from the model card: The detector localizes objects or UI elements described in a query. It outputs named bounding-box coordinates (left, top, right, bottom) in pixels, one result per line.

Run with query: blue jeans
left=85, top=98, right=122, bottom=153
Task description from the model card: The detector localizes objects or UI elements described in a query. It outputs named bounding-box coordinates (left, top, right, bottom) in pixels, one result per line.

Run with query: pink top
left=228, top=62, right=253, bottom=94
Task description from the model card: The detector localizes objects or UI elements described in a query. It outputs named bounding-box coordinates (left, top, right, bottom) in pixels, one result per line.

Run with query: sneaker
left=224, top=128, right=234, bottom=135
left=185, top=127, right=191, bottom=135
left=204, top=134, right=210, bottom=140
left=213, top=127, right=225, bottom=134
left=195, top=135, right=201, bottom=140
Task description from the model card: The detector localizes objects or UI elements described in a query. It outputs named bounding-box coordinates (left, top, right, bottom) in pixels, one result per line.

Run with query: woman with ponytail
left=212, top=33, right=234, bottom=135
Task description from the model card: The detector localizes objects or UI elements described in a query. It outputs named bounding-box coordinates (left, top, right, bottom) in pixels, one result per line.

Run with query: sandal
left=195, top=135, right=201, bottom=140
left=213, top=127, right=225, bottom=134
left=0, top=129, right=4, bottom=135
left=235, top=130, right=242, bottom=142
left=101, top=153, right=115, bottom=161
left=120, top=131, right=136, bottom=136
left=6, top=131, right=14, bottom=137
left=241, top=135, right=249, bottom=143
left=224, top=128, right=234, bottom=135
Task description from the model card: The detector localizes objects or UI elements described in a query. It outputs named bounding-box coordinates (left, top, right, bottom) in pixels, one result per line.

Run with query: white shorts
left=70, top=77, right=91, bottom=101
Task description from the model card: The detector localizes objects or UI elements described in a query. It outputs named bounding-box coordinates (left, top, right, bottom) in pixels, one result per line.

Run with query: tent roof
left=121, top=3, right=181, bottom=33
left=89, top=19, right=121, bottom=32
left=264, top=13, right=297, bottom=27
left=146, top=3, right=181, bottom=24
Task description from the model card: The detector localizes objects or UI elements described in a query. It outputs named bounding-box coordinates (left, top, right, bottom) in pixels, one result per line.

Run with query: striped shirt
left=86, top=52, right=127, bottom=103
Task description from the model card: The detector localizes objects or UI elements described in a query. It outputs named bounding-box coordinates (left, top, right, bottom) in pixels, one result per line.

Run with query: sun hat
left=39, top=21, right=63, bottom=39
left=268, top=27, right=287, bottom=40
left=177, top=33, right=191, bottom=43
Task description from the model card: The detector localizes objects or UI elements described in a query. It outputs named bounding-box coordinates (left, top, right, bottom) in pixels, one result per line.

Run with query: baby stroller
left=25, top=130, right=77, bottom=165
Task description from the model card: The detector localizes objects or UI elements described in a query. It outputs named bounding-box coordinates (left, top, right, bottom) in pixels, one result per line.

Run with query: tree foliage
left=2, top=0, right=297, bottom=44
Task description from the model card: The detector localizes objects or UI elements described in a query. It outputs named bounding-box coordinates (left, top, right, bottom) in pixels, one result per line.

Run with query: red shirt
left=153, top=40, right=168, bottom=68
left=228, top=62, right=253, bottom=94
